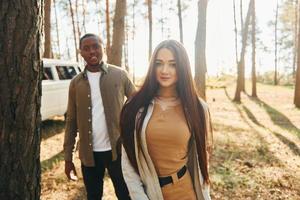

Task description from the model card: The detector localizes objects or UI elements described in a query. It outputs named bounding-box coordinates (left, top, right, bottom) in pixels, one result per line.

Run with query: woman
left=120, top=40, right=212, bottom=200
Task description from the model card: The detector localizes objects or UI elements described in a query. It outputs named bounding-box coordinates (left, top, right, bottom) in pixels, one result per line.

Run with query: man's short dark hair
left=79, top=33, right=103, bottom=49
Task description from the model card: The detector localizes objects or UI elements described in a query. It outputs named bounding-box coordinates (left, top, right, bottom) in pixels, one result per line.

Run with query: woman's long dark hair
left=120, top=39, right=210, bottom=183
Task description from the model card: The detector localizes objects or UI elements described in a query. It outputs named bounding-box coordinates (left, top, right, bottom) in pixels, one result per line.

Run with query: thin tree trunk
left=68, top=0, right=79, bottom=61
left=240, top=0, right=246, bottom=91
left=82, top=0, right=87, bottom=33
left=108, top=0, right=127, bottom=66
left=53, top=0, right=61, bottom=58
left=251, top=0, right=257, bottom=97
left=75, top=0, right=81, bottom=38
left=294, top=0, right=300, bottom=107
left=177, top=0, right=183, bottom=43
left=195, top=0, right=208, bottom=100
left=94, top=0, right=101, bottom=35
left=106, top=0, right=111, bottom=56
left=275, top=0, right=279, bottom=85
left=240, top=0, right=243, bottom=29
left=233, top=0, right=239, bottom=66
left=44, top=0, right=52, bottom=58
left=132, top=0, right=136, bottom=84
left=234, top=0, right=253, bottom=102
left=124, top=15, right=129, bottom=71
left=293, top=0, right=298, bottom=78
left=0, top=0, right=43, bottom=198
left=147, top=0, right=153, bottom=60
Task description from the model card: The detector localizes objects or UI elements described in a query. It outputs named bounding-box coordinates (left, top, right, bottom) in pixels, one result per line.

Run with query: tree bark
left=53, top=0, right=61, bottom=58
left=233, top=0, right=239, bottom=66
left=194, top=0, right=208, bottom=100
left=251, top=0, right=257, bottom=97
left=108, top=0, right=127, bottom=66
left=274, top=0, right=279, bottom=85
left=44, top=0, right=52, bottom=58
left=106, top=0, right=111, bottom=55
left=234, top=0, right=253, bottom=102
left=0, top=0, right=43, bottom=199
left=294, top=0, right=300, bottom=107
left=147, top=0, right=153, bottom=60
left=293, top=0, right=298, bottom=78
left=177, top=0, right=183, bottom=43
left=68, top=0, right=79, bottom=61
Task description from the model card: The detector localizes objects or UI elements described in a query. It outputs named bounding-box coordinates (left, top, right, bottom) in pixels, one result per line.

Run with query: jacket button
left=88, top=107, right=91, bottom=110
left=89, top=130, right=91, bottom=134
left=89, top=143, right=92, bottom=146
left=88, top=119, right=91, bottom=122
left=88, top=94, right=90, bottom=98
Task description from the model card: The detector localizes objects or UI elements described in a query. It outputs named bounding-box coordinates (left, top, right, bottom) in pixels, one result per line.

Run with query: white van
left=41, top=58, right=83, bottom=121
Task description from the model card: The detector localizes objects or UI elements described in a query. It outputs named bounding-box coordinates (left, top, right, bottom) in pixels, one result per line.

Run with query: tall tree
left=251, top=0, right=257, bottom=97
left=44, top=0, right=52, bottom=58
left=82, top=0, right=87, bottom=33
left=295, top=0, right=300, bottom=107
left=233, top=0, right=239, bottom=66
left=293, top=0, right=299, bottom=77
left=194, top=0, right=208, bottom=100
left=106, top=0, right=111, bottom=55
left=177, top=0, right=183, bottom=43
left=68, top=0, right=79, bottom=61
left=108, top=0, right=127, bottom=66
left=147, top=0, right=153, bottom=60
left=274, top=0, right=279, bottom=85
left=53, top=0, right=61, bottom=58
left=234, top=0, right=253, bottom=102
left=0, top=0, right=43, bottom=199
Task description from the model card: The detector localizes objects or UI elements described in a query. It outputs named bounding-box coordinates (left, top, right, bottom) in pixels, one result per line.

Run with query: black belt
left=158, top=165, right=187, bottom=187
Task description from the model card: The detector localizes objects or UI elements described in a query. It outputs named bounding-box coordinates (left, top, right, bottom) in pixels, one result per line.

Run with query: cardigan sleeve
left=121, top=146, right=149, bottom=200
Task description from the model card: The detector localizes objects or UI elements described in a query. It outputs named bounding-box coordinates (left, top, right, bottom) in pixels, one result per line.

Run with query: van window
left=43, top=67, right=53, bottom=80
left=56, top=66, right=77, bottom=80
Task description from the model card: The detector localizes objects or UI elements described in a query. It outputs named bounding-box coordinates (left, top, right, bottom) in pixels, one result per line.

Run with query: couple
left=63, top=33, right=212, bottom=200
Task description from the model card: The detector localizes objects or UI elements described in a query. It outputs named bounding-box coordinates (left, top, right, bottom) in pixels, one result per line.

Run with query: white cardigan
left=121, top=100, right=212, bottom=200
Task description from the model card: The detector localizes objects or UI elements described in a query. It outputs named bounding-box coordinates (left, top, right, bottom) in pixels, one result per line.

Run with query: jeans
left=81, top=151, right=130, bottom=200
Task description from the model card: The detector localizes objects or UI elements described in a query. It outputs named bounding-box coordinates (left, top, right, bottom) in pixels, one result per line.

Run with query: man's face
left=80, top=36, right=103, bottom=66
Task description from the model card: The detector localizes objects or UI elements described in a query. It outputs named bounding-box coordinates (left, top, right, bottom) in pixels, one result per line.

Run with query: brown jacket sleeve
left=122, top=69, right=136, bottom=98
left=63, top=79, right=78, bottom=162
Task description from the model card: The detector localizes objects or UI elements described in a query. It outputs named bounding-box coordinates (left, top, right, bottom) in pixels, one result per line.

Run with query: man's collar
left=83, top=62, right=108, bottom=78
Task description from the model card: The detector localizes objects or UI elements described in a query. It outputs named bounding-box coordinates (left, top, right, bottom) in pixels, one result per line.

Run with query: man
left=64, top=33, right=135, bottom=200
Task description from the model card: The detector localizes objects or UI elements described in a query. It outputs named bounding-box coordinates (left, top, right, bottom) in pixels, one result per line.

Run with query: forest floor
left=40, top=81, right=300, bottom=200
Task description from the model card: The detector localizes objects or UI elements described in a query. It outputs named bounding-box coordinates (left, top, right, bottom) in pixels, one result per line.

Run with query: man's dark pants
left=81, top=151, right=130, bottom=200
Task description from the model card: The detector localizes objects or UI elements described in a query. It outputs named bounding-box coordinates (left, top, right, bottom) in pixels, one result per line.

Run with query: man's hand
left=65, top=161, right=78, bottom=181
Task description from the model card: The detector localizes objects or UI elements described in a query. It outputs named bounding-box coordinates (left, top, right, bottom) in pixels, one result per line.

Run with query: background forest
left=0, top=0, right=300, bottom=199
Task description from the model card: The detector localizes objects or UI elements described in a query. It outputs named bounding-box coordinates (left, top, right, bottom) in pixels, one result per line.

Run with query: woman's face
left=155, top=48, right=178, bottom=89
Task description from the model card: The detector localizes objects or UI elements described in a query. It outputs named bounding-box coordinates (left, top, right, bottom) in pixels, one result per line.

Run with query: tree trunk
left=194, top=0, right=208, bottom=100
left=294, top=0, right=300, bottom=107
left=82, top=0, right=87, bottom=33
left=274, top=0, right=279, bottom=85
left=177, top=0, right=183, bottom=43
left=240, top=0, right=246, bottom=91
left=147, top=0, right=153, bottom=60
left=108, top=0, right=126, bottom=66
left=234, top=0, right=253, bottom=102
left=53, top=0, right=61, bottom=58
left=233, top=0, right=239, bottom=66
left=44, top=0, right=52, bottom=58
left=75, top=0, right=81, bottom=39
left=106, top=0, right=111, bottom=56
left=94, top=0, right=101, bottom=35
left=251, top=0, right=257, bottom=97
left=0, top=0, right=43, bottom=199
left=293, top=0, right=298, bottom=78
left=68, top=0, right=79, bottom=61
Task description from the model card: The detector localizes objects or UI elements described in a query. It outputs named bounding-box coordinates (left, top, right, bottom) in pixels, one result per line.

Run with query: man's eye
left=83, top=47, right=89, bottom=51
